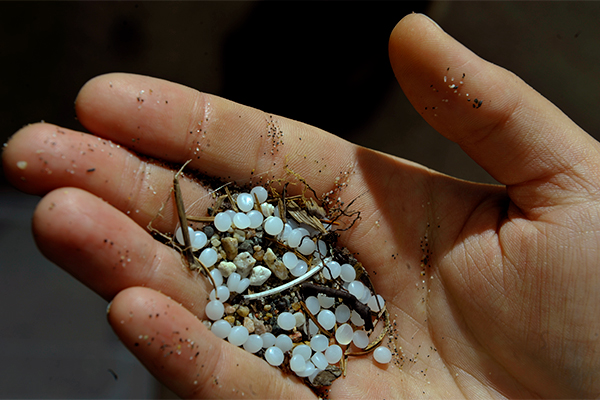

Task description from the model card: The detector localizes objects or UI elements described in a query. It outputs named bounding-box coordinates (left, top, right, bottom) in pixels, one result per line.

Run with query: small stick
left=186, top=216, right=215, bottom=223
left=173, top=160, right=217, bottom=291
left=300, top=300, right=332, bottom=338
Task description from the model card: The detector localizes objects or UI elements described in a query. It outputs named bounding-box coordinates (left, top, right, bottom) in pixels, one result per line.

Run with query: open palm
left=4, top=14, right=599, bottom=398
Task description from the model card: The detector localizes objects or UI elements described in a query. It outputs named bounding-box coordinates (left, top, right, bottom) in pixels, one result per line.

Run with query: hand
left=3, top=14, right=599, bottom=398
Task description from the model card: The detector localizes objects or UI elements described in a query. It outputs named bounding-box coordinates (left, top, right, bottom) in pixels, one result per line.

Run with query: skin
left=3, top=14, right=599, bottom=398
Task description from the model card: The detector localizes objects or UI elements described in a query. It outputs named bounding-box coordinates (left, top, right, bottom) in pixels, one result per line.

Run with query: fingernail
left=420, top=13, right=444, bottom=32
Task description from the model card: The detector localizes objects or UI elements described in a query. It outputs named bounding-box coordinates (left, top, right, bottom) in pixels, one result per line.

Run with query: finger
left=108, top=286, right=315, bottom=399
left=32, top=187, right=211, bottom=316
left=74, top=73, right=357, bottom=193
left=3, top=123, right=208, bottom=233
left=389, top=14, right=600, bottom=199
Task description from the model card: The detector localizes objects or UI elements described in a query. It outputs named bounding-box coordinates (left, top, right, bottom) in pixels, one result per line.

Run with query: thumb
left=389, top=14, right=600, bottom=208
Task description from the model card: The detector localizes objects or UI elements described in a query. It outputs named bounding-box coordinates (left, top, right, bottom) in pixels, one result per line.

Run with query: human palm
left=3, top=14, right=599, bottom=398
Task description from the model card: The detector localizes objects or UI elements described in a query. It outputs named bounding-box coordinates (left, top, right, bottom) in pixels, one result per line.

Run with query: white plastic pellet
left=210, top=269, right=223, bottom=287
left=335, top=323, right=353, bottom=345
left=225, top=209, right=237, bottom=219
left=282, top=252, right=298, bottom=270
left=233, top=212, right=251, bottom=229
left=293, top=312, right=306, bottom=327
left=310, top=334, right=329, bottom=352
left=306, top=319, right=319, bottom=336
left=348, top=280, right=365, bottom=299
left=317, top=309, right=336, bottom=331
left=205, top=300, right=224, bottom=321
left=236, top=278, right=250, bottom=294
left=263, top=216, right=284, bottom=235
left=295, top=361, right=316, bottom=377
left=352, top=330, right=369, bottom=349
left=277, top=312, right=296, bottom=331
left=236, top=193, right=254, bottom=212
left=250, top=186, right=268, bottom=203
left=315, top=239, right=328, bottom=257
left=368, top=294, right=385, bottom=312
left=335, top=304, right=350, bottom=323
left=340, top=264, right=356, bottom=282
left=210, top=319, right=231, bottom=339
left=246, top=210, right=264, bottom=229
left=317, top=294, right=334, bottom=308
left=227, top=272, right=241, bottom=292
left=261, top=332, right=276, bottom=348
left=359, top=289, right=371, bottom=304
left=199, top=248, right=218, bottom=268
left=292, top=344, right=312, bottom=361
left=290, top=260, right=308, bottom=277
left=323, top=261, right=341, bottom=280
left=373, top=346, right=392, bottom=364
left=287, top=228, right=305, bottom=248
left=214, top=212, right=232, bottom=232
left=350, top=310, right=365, bottom=327
left=243, top=334, right=263, bottom=353
left=228, top=326, right=249, bottom=346
left=311, top=352, right=328, bottom=370
left=297, top=237, right=316, bottom=255
left=275, top=334, right=293, bottom=352
left=264, top=346, right=284, bottom=366
left=192, top=230, right=208, bottom=250
left=209, top=285, right=230, bottom=303
left=290, top=354, right=307, bottom=373
left=305, top=296, right=321, bottom=315
left=325, top=344, right=342, bottom=364
left=175, top=226, right=194, bottom=245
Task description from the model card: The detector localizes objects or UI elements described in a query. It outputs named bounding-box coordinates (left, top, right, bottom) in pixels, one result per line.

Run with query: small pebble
left=243, top=316, right=255, bottom=333
left=236, top=305, right=250, bottom=318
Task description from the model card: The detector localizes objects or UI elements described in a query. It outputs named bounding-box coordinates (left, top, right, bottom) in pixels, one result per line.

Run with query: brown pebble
left=243, top=317, right=255, bottom=333
left=291, top=302, right=301, bottom=312
left=263, top=304, right=272, bottom=311
left=224, top=315, right=235, bottom=325
left=237, top=305, right=250, bottom=318
left=224, top=304, right=236, bottom=315
left=289, top=331, right=303, bottom=343
left=254, top=320, right=267, bottom=335
left=253, top=250, right=264, bottom=261
left=221, top=237, right=238, bottom=260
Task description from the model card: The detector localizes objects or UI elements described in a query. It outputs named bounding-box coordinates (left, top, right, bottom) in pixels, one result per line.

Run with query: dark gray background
left=1, top=2, right=599, bottom=398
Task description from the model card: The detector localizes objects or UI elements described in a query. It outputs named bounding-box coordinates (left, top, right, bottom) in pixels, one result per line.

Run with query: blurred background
left=1, top=1, right=598, bottom=398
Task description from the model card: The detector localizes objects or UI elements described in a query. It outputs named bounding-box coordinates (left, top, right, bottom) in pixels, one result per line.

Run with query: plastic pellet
left=209, top=285, right=230, bottom=303
left=282, top=252, right=298, bottom=270
left=250, top=186, right=268, bottom=203
left=290, top=354, right=307, bottom=373
left=325, top=344, right=342, bottom=364
left=317, top=309, right=336, bottom=330
left=335, top=323, right=353, bottom=345
left=277, top=312, right=296, bottom=330
left=310, top=334, right=329, bottom=352
left=210, top=319, right=231, bottom=339
left=233, top=212, right=251, bottom=229
left=210, top=269, right=223, bottom=287
left=228, top=326, right=249, bottom=346
left=335, top=304, right=350, bottom=323
left=236, top=193, right=254, bottom=212
left=264, top=216, right=284, bottom=235
left=305, top=296, right=321, bottom=315
left=205, top=300, right=224, bottom=321
left=227, top=272, right=241, bottom=293
left=236, top=278, right=250, bottom=294
left=265, top=346, right=284, bottom=366
left=275, top=334, right=293, bottom=352
left=290, top=260, right=308, bottom=277
left=295, top=361, right=316, bottom=377
left=199, top=248, right=218, bottom=268
left=311, top=352, right=328, bottom=370
left=292, top=344, right=312, bottom=361
left=175, top=226, right=194, bottom=245
left=340, top=264, right=356, bottom=282
left=192, top=230, right=208, bottom=250
left=243, top=334, right=263, bottom=353
left=368, top=294, right=385, bottom=312
left=297, top=237, right=316, bottom=255
left=261, top=332, right=276, bottom=348
left=317, top=294, right=334, bottom=308
left=323, top=261, right=341, bottom=280
left=351, top=310, right=365, bottom=327
left=293, top=312, right=306, bottom=327
left=287, top=228, right=306, bottom=248
left=352, top=330, right=369, bottom=349
left=373, top=346, right=392, bottom=364
left=348, top=280, right=365, bottom=299
left=246, top=210, right=264, bottom=229
left=214, top=212, right=232, bottom=232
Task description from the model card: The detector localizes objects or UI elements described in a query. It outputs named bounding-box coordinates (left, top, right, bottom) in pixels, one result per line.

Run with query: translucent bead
left=236, top=278, right=250, bottom=294
left=280, top=223, right=292, bottom=241
left=317, top=294, right=334, bottom=309
left=236, top=193, right=254, bottom=212
left=325, top=344, right=342, bottom=364
left=232, top=212, right=250, bottom=229
left=323, top=261, right=341, bottom=280
left=227, top=272, right=241, bottom=292
left=352, top=330, right=369, bottom=349
left=348, top=280, right=365, bottom=299
left=306, top=320, right=319, bottom=336
left=199, top=248, right=218, bottom=268
left=277, top=312, right=296, bottom=331
left=210, top=269, right=223, bottom=287
left=317, top=309, right=336, bottom=330
left=311, top=352, right=328, bottom=370
left=264, top=346, right=284, bottom=366
left=205, top=300, right=224, bottom=321
left=250, top=186, right=268, bottom=203
left=310, top=334, right=329, bottom=352
left=287, top=228, right=307, bottom=248
left=225, top=209, right=237, bottom=219
left=350, top=310, right=365, bottom=327
left=296, top=361, right=316, bottom=377
left=192, top=230, right=208, bottom=250
left=209, top=285, right=230, bottom=302
left=315, top=240, right=328, bottom=257
left=275, top=334, right=293, bottom=352
left=243, top=334, right=263, bottom=353
left=261, top=332, right=276, bottom=348
left=282, top=252, right=298, bottom=270
left=340, top=264, right=356, bottom=282
left=293, top=312, right=306, bottom=327
left=290, top=260, right=308, bottom=277
left=214, top=212, right=232, bottom=232
left=228, top=326, right=249, bottom=346
left=335, top=304, right=350, bottom=323
left=210, top=319, right=231, bottom=339
left=246, top=210, right=264, bottom=229
left=297, top=237, right=316, bottom=255
left=373, top=346, right=392, bottom=364
left=335, top=323, right=353, bottom=345
left=175, top=226, right=194, bottom=245
left=292, top=344, right=312, bottom=361
left=290, top=354, right=306, bottom=373
left=359, top=289, right=371, bottom=304
left=368, top=295, right=385, bottom=312
left=305, top=296, right=320, bottom=315
left=263, top=216, right=284, bottom=235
